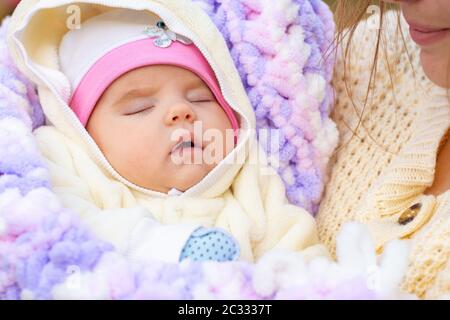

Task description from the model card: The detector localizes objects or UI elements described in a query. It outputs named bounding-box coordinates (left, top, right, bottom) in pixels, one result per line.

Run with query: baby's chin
left=166, top=163, right=214, bottom=192
left=121, top=161, right=218, bottom=194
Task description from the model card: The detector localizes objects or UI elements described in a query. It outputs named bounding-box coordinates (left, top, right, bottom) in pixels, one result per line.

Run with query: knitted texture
left=316, top=12, right=450, bottom=298
left=0, top=10, right=413, bottom=299
left=193, top=0, right=338, bottom=214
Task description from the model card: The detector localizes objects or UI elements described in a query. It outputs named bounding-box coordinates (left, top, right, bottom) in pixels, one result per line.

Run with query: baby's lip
left=170, top=131, right=203, bottom=154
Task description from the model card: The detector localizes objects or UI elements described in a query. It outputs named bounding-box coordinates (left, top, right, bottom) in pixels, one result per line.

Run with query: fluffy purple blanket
left=0, top=1, right=411, bottom=300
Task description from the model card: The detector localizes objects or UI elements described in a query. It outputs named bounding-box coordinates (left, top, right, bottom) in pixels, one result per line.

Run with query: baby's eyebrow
left=114, top=78, right=208, bottom=106
left=114, top=87, right=153, bottom=106
left=187, top=77, right=207, bottom=89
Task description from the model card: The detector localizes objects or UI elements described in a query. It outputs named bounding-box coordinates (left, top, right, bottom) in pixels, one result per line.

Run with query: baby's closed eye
left=191, top=97, right=215, bottom=103
left=188, top=91, right=215, bottom=104
left=124, top=104, right=154, bottom=116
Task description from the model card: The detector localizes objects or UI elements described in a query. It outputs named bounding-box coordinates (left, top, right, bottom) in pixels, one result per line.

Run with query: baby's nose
left=164, top=102, right=196, bottom=125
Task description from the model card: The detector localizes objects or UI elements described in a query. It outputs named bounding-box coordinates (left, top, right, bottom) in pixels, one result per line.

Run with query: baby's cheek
left=215, top=121, right=235, bottom=158
left=107, top=130, right=144, bottom=163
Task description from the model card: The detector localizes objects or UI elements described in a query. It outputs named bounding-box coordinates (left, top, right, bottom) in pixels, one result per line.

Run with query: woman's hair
left=330, top=1, right=405, bottom=154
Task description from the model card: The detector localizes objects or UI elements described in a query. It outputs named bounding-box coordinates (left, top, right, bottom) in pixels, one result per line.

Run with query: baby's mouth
left=170, top=137, right=203, bottom=155
left=172, top=140, right=195, bottom=153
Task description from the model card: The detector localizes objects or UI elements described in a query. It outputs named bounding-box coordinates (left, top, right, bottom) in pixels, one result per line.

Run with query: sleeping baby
left=13, top=4, right=327, bottom=264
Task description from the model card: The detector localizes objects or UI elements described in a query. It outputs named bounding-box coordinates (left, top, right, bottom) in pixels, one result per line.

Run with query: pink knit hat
left=59, top=9, right=239, bottom=139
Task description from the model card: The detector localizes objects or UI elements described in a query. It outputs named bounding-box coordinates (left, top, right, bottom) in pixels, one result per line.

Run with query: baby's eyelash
left=125, top=106, right=154, bottom=116
left=192, top=95, right=216, bottom=103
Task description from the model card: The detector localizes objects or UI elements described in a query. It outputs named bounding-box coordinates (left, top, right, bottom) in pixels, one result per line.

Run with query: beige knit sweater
left=316, top=11, right=450, bottom=298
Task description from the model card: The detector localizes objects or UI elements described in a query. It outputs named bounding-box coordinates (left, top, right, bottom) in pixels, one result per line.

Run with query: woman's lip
left=408, top=23, right=450, bottom=46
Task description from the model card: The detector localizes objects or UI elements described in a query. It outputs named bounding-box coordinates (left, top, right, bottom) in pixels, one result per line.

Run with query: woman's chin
left=420, top=49, right=450, bottom=88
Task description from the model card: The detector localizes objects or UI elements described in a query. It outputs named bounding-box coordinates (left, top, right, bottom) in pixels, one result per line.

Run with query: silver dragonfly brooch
left=143, top=20, right=193, bottom=48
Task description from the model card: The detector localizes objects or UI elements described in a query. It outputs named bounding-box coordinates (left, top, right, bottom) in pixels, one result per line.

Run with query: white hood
left=7, top=0, right=256, bottom=199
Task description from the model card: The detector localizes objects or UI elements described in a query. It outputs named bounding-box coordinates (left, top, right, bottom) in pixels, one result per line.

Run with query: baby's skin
left=86, top=65, right=235, bottom=193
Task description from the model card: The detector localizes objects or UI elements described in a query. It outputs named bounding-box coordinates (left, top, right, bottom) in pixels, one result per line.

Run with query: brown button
left=398, top=203, right=422, bottom=225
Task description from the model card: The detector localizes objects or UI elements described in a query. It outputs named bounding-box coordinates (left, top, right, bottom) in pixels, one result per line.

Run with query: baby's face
left=86, top=65, right=235, bottom=193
